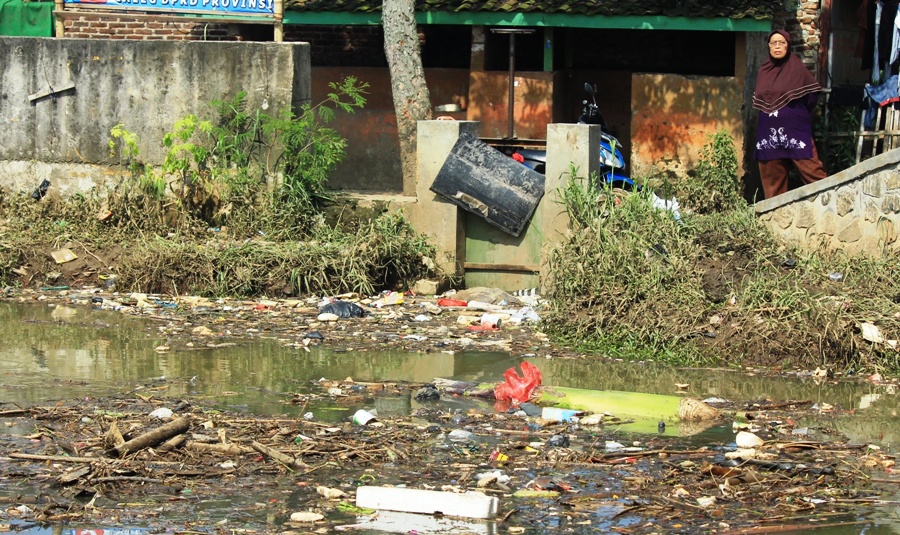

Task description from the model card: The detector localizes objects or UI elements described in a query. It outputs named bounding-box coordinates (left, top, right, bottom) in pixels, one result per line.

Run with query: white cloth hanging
left=875, top=0, right=883, bottom=82
left=890, top=3, right=900, bottom=76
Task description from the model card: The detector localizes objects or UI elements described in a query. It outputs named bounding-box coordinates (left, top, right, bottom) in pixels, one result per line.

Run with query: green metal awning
left=284, top=11, right=771, bottom=31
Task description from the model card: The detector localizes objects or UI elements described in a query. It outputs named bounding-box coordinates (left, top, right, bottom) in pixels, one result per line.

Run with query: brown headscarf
left=752, top=29, right=822, bottom=114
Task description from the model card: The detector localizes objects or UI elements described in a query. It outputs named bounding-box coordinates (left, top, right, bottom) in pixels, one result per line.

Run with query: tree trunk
left=382, top=0, right=432, bottom=196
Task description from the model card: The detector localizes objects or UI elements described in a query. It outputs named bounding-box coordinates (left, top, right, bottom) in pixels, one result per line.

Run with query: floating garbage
left=541, top=407, right=580, bottom=422
left=355, top=486, right=499, bottom=519
left=318, top=300, right=368, bottom=318
left=447, top=429, right=474, bottom=442
left=509, top=306, right=540, bottom=324
left=480, top=313, right=503, bottom=329
left=352, top=409, right=377, bottom=426
left=149, top=407, right=174, bottom=420
left=494, top=361, right=542, bottom=405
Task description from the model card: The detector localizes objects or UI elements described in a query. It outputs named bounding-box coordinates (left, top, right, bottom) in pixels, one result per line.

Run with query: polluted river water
left=1, top=299, right=899, bottom=534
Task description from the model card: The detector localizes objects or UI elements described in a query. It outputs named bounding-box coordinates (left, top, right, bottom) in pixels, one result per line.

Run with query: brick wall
left=61, top=14, right=240, bottom=41
left=285, top=25, right=386, bottom=67
left=774, top=0, right=823, bottom=78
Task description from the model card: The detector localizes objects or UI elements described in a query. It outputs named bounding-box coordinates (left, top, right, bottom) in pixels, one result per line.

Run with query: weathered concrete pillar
left=538, top=123, right=601, bottom=262
left=408, top=120, right=480, bottom=277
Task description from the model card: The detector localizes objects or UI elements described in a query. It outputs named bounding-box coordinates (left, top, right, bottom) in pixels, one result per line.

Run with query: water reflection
left=1, top=300, right=900, bottom=535
left=1, top=300, right=898, bottom=444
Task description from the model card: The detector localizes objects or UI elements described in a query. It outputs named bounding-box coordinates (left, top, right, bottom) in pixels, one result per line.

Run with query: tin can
left=480, top=313, right=503, bottom=329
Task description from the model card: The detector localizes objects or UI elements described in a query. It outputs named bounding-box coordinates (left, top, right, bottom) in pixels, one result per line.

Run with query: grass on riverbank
left=0, top=190, right=437, bottom=298
left=542, top=167, right=900, bottom=374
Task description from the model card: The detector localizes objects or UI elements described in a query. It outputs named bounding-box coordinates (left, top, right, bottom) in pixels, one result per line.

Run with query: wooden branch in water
left=108, top=417, right=191, bottom=457
left=717, top=520, right=871, bottom=534
left=157, top=434, right=187, bottom=453
left=187, top=441, right=252, bottom=455
left=95, top=476, right=164, bottom=484
left=251, top=440, right=306, bottom=470
left=0, top=409, right=30, bottom=417
left=9, top=453, right=97, bottom=463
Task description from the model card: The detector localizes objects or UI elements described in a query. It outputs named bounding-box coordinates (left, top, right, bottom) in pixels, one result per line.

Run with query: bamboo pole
left=273, top=0, right=283, bottom=42
left=54, top=0, right=64, bottom=37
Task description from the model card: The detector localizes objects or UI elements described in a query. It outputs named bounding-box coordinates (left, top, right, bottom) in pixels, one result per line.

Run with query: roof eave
left=284, top=11, right=772, bottom=32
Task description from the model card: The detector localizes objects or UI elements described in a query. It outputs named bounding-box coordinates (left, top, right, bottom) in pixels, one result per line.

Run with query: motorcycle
left=513, top=83, right=633, bottom=189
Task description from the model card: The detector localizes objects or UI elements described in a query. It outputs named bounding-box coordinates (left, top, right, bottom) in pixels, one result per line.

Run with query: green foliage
left=263, top=77, right=369, bottom=233
left=545, top=173, right=707, bottom=365
left=679, top=130, right=744, bottom=214
left=542, top=162, right=900, bottom=372
left=104, top=77, right=369, bottom=237
left=109, top=124, right=163, bottom=198
left=815, top=105, right=860, bottom=174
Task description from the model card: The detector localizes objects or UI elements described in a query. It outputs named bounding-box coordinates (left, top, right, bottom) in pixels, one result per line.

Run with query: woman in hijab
left=753, top=29, right=828, bottom=199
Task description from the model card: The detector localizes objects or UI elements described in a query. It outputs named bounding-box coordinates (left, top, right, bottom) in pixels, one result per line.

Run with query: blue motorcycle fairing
left=601, top=171, right=634, bottom=187
left=599, top=135, right=626, bottom=169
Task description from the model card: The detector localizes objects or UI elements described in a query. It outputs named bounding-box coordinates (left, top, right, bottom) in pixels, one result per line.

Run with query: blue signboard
left=63, top=0, right=274, bottom=16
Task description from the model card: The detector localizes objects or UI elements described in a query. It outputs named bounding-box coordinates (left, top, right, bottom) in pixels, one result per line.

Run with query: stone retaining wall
left=755, top=150, right=900, bottom=256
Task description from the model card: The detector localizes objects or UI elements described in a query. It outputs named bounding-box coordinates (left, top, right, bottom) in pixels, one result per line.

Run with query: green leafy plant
left=103, top=77, right=369, bottom=236
left=680, top=130, right=743, bottom=214
left=268, top=78, right=368, bottom=206
left=816, top=104, right=860, bottom=174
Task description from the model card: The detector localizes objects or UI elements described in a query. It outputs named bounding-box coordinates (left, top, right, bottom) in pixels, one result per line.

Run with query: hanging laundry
left=863, top=74, right=900, bottom=128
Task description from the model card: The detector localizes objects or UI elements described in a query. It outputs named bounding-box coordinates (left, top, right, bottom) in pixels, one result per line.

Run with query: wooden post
left=54, top=0, right=64, bottom=37
left=273, top=0, right=283, bottom=42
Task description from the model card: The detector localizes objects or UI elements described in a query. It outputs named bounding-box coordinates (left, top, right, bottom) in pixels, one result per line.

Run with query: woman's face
left=768, top=34, right=789, bottom=60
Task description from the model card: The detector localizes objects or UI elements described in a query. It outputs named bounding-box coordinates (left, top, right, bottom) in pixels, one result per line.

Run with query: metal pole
left=492, top=28, right=533, bottom=140
left=507, top=33, right=516, bottom=139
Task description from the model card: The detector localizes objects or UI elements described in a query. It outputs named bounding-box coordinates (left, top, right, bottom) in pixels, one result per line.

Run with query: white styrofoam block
left=341, top=510, right=492, bottom=534
left=355, top=486, right=499, bottom=519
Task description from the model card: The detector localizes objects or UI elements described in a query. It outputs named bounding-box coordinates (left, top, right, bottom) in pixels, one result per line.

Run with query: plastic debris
left=50, top=248, right=78, bottom=264
left=541, top=407, right=580, bottom=422
left=352, top=409, right=377, bottom=426
left=509, top=306, right=540, bottom=324
left=494, top=362, right=543, bottom=405
left=735, top=431, right=765, bottom=448
left=32, top=179, right=50, bottom=200
left=480, top=313, right=503, bottom=329
left=546, top=434, right=570, bottom=447
left=860, top=322, right=885, bottom=344
left=650, top=192, right=682, bottom=221
left=318, top=300, right=367, bottom=318
left=414, top=384, right=440, bottom=401
left=373, top=291, right=404, bottom=308
left=448, top=429, right=474, bottom=442
left=149, top=407, right=174, bottom=420
left=289, top=511, right=325, bottom=523
left=355, top=486, right=499, bottom=519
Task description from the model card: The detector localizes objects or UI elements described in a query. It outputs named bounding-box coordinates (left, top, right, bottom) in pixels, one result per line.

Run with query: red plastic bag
left=494, top=362, right=542, bottom=405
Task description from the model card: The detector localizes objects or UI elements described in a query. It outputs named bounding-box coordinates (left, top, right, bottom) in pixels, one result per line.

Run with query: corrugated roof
left=285, top=0, right=781, bottom=20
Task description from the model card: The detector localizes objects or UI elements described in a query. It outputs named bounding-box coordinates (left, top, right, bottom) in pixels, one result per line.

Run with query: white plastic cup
left=352, top=409, right=377, bottom=426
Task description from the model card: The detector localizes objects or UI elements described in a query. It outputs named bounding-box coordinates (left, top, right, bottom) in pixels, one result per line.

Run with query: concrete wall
left=410, top=120, right=598, bottom=290
left=755, top=150, right=900, bottom=256
left=0, top=37, right=310, bottom=195
left=631, top=73, right=745, bottom=181
left=315, top=66, right=470, bottom=192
